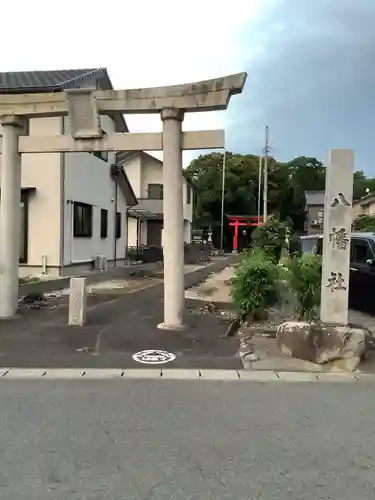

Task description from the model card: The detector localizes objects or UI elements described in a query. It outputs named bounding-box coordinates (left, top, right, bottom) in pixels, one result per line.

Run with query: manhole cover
left=132, top=350, right=176, bottom=365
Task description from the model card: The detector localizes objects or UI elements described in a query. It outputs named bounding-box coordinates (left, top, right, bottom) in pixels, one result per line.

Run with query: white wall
left=183, top=220, right=192, bottom=243
left=63, top=114, right=127, bottom=264
left=142, top=157, right=162, bottom=198
left=127, top=218, right=138, bottom=247
left=123, top=153, right=193, bottom=246
left=124, top=155, right=142, bottom=197
left=140, top=220, right=147, bottom=245
left=0, top=116, right=62, bottom=271
left=182, top=177, right=193, bottom=226
left=142, top=156, right=193, bottom=227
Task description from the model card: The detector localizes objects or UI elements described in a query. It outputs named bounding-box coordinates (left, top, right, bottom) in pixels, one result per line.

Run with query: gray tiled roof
left=0, top=68, right=105, bottom=92
left=305, top=190, right=325, bottom=206
left=0, top=67, right=128, bottom=133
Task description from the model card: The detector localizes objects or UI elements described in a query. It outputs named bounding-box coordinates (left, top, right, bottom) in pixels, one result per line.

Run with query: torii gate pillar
left=0, top=116, right=24, bottom=318
left=159, top=108, right=185, bottom=329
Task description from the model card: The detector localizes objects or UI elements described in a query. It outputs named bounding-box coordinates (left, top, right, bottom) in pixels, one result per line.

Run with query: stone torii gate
left=0, top=73, right=247, bottom=328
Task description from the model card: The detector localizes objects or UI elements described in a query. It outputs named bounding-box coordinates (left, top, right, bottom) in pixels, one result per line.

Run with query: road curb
left=0, top=368, right=372, bottom=382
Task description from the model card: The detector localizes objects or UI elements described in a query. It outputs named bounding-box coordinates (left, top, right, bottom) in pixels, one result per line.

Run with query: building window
left=187, top=185, right=191, bottom=204
left=73, top=202, right=93, bottom=238
left=115, top=212, right=121, bottom=239
left=100, top=209, right=108, bottom=238
left=148, top=184, right=163, bottom=200
left=351, top=240, right=371, bottom=264
left=91, top=130, right=108, bottom=162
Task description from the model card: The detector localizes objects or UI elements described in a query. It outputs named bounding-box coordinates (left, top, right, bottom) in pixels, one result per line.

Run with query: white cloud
left=3, top=0, right=264, bottom=163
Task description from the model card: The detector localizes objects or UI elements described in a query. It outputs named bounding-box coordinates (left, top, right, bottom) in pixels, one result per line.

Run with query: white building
left=0, top=68, right=137, bottom=277
left=117, top=151, right=193, bottom=249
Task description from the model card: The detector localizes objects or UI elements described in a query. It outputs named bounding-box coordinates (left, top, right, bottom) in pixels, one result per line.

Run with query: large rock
left=276, top=321, right=370, bottom=371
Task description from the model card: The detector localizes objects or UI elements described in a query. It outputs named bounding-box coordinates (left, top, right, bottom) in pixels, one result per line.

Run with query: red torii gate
left=227, top=215, right=264, bottom=252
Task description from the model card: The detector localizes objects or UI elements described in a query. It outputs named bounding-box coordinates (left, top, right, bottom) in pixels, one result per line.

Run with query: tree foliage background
left=185, top=152, right=375, bottom=249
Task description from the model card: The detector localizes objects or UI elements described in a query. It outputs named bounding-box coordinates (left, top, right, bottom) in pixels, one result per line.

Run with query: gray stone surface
left=276, top=321, right=368, bottom=371
left=68, top=277, right=87, bottom=326
left=320, top=149, right=354, bottom=325
left=0, top=380, right=374, bottom=499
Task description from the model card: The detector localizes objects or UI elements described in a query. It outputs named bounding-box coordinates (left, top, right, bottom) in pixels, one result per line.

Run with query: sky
left=2, top=0, right=375, bottom=173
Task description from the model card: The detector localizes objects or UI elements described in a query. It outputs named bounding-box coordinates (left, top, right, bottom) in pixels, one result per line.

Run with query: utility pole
left=257, top=154, right=262, bottom=221
left=262, top=125, right=270, bottom=222
left=220, top=151, right=227, bottom=251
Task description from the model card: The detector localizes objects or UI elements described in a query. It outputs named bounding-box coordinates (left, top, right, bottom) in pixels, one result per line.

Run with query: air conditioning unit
left=94, top=255, right=108, bottom=271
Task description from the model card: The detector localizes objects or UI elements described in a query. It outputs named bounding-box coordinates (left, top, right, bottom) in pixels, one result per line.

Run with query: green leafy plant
left=251, top=217, right=289, bottom=262
left=127, top=247, right=142, bottom=261
left=353, top=213, right=375, bottom=232
left=283, top=253, right=322, bottom=321
left=231, top=249, right=278, bottom=320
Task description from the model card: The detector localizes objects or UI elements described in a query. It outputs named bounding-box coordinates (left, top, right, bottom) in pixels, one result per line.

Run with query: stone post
left=158, top=107, right=185, bottom=330
left=69, top=277, right=87, bottom=326
left=0, top=116, right=24, bottom=318
left=320, top=149, right=354, bottom=325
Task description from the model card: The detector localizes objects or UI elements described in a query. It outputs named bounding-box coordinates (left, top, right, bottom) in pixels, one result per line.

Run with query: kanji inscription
left=330, top=192, right=351, bottom=208
left=326, top=271, right=347, bottom=292
left=329, top=227, right=349, bottom=250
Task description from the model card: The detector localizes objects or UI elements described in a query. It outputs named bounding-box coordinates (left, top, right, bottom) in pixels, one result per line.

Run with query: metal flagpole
left=220, top=151, right=227, bottom=251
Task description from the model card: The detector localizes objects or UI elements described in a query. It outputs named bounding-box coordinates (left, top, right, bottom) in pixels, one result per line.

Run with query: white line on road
left=0, top=368, right=373, bottom=382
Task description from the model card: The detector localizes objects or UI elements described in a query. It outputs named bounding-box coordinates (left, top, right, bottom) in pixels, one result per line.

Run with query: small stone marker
left=69, top=277, right=87, bottom=326
left=320, top=149, right=354, bottom=325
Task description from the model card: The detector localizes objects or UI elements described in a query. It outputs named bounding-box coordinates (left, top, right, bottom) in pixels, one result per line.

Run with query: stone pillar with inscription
left=320, top=149, right=354, bottom=325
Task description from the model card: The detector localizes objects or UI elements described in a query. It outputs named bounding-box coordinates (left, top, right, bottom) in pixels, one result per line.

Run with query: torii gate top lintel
left=0, top=71, right=248, bottom=325
left=0, top=72, right=247, bottom=118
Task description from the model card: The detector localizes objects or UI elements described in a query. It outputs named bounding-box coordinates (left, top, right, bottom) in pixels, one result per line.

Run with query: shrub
left=231, top=249, right=278, bottom=320
left=353, top=213, right=375, bottom=232
left=288, top=232, right=302, bottom=257
left=283, top=253, right=322, bottom=321
left=251, top=217, right=288, bottom=262
left=127, top=247, right=142, bottom=261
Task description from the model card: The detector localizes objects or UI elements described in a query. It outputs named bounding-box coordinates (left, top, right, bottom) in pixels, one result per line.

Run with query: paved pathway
left=0, top=378, right=374, bottom=499
left=0, top=258, right=240, bottom=369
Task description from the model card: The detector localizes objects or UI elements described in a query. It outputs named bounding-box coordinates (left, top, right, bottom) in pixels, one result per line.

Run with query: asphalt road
left=0, top=380, right=374, bottom=499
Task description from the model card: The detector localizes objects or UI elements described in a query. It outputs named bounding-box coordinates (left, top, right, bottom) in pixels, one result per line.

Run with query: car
left=300, top=234, right=323, bottom=255
left=300, top=232, right=375, bottom=313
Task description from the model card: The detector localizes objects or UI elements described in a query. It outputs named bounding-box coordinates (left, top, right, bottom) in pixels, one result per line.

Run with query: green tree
left=353, top=214, right=375, bottom=231
left=185, top=152, right=291, bottom=225
left=186, top=151, right=375, bottom=249
left=353, top=171, right=375, bottom=200
left=251, top=217, right=288, bottom=262
left=288, top=156, right=326, bottom=192
left=185, top=152, right=260, bottom=247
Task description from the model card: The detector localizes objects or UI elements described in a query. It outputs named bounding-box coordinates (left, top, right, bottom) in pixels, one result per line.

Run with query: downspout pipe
left=114, top=176, right=118, bottom=267
left=111, top=164, right=120, bottom=268
left=125, top=206, right=130, bottom=264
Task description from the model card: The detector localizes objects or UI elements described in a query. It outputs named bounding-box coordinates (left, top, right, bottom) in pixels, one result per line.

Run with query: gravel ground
left=186, top=266, right=375, bottom=371
left=188, top=266, right=375, bottom=334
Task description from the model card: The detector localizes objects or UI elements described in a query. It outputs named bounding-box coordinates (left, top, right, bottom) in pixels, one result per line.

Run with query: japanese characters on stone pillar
left=320, top=149, right=354, bottom=325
